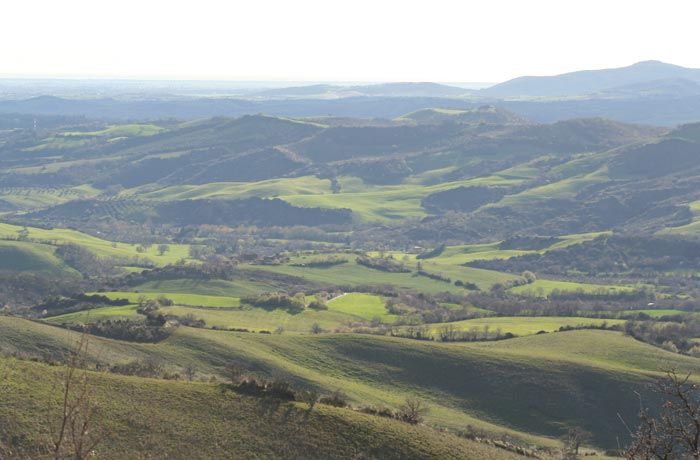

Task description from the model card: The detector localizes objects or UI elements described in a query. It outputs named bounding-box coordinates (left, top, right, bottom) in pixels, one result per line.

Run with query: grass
left=510, top=279, right=638, bottom=297
left=0, top=185, right=100, bottom=210
left=0, top=240, right=79, bottom=277
left=45, top=304, right=142, bottom=324
left=0, top=223, right=193, bottom=267
left=493, top=167, right=609, bottom=207
left=249, top=258, right=514, bottom=293
left=0, top=355, right=506, bottom=460
left=165, top=305, right=360, bottom=332
left=2, top=315, right=696, bottom=450
left=133, top=278, right=284, bottom=297
left=280, top=176, right=527, bottom=223
left=659, top=199, right=700, bottom=235
left=91, top=291, right=241, bottom=308
left=327, top=293, right=397, bottom=322
left=47, top=293, right=394, bottom=333
left=124, top=176, right=333, bottom=201
left=415, top=316, right=625, bottom=337
left=62, top=123, right=165, bottom=138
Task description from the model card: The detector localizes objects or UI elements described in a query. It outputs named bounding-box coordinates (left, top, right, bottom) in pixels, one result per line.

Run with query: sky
left=2, top=0, right=700, bottom=83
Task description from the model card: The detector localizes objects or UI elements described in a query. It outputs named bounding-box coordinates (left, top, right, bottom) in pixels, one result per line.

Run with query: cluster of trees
left=290, top=255, right=348, bottom=268
left=470, top=235, right=700, bottom=279
left=415, top=244, right=445, bottom=260
left=243, top=292, right=307, bottom=312
left=624, top=319, right=700, bottom=355
left=386, top=292, right=479, bottom=325
left=454, top=280, right=479, bottom=290
left=223, top=362, right=429, bottom=425
left=415, top=269, right=451, bottom=283
left=356, top=255, right=410, bottom=273
left=463, top=291, right=669, bottom=318
left=0, top=273, right=91, bottom=312
left=389, top=324, right=512, bottom=342
left=65, top=319, right=172, bottom=343
left=56, top=244, right=121, bottom=277
left=33, top=293, right=129, bottom=317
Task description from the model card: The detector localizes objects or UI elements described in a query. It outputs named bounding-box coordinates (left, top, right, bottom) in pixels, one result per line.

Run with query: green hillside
left=1, top=355, right=515, bottom=460
left=1, top=316, right=695, bottom=449
left=0, top=240, right=78, bottom=277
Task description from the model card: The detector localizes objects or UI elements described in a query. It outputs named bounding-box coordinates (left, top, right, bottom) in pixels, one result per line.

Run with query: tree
left=17, top=227, right=29, bottom=242
left=157, top=244, right=170, bottom=256
left=563, top=426, right=591, bottom=459
left=226, top=361, right=245, bottom=385
left=397, top=398, right=429, bottom=425
left=48, top=333, right=107, bottom=460
left=310, top=323, right=323, bottom=334
left=624, top=369, right=700, bottom=460
left=522, top=270, right=537, bottom=284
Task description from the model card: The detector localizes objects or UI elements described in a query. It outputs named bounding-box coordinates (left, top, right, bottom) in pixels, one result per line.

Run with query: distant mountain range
left=2, top=61, right=700, bottom=125
left=481, top=60, right=700, bottom=97
left=251, top=82, right=472, bottom=99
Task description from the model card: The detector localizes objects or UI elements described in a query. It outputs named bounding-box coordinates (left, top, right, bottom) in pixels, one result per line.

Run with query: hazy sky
left=2, top=0, right=699, bottom=82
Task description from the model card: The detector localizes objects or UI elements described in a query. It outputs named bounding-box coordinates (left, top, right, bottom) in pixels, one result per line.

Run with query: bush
left=320, top=391, right=348, bottom=408
left=397, top=398, right=428, bottom=425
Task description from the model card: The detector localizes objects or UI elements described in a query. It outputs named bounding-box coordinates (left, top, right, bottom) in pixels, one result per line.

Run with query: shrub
left=320, top=391, right=348, bottom=408
left=397, top=398, right=428, bottom=425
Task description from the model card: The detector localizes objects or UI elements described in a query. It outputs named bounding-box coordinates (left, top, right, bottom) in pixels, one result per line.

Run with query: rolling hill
left=1, top=354, right=516, bottom=460
left=1, top=316, right=696, bottom=450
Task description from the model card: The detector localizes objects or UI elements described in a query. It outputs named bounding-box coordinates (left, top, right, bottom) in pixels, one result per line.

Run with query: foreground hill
left=2, top=316, right=697, bottom=449
left=0, top=355, right=516, bottom=460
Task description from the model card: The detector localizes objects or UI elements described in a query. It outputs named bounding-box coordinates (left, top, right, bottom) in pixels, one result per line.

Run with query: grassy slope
left=0, top=185, right=100, bottom=210
left=281, top=175, right=525, bottom=223
left=1, top=316, right=697, bottom=449
left=92, top=291, right=242, bottom=308
left=413, top=316, right=626, bottom=337
left=47, top=293, right=394, bottom=333
left=248, top=258, right=514, bottom=293
left=327, top=293, right=397, bottom=322
left=0, top=240, right=79, bottom=277
left=124, top=176, right=333, bottom=201
left=510, top=279, right=639, bottom=296
left=0, top=357, right=511, bottom=460
left=0, top=223, right=192, bottom=267
left=659, top=199, right=700, bottom=235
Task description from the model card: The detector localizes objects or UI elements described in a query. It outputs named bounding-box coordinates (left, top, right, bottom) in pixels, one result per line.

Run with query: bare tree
left=184, top=365, right=196, bottom=382
left=48, top=333, right=106, bottom=460
left=623, top=369, right=700, bottom=460
left=563, top=426, right=591, bottom=459
left=398, top=398, right=429, bottom=425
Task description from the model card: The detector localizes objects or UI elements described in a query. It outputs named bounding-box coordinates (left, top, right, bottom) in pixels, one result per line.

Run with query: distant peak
left=630, top=60, right=674, bottom=67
